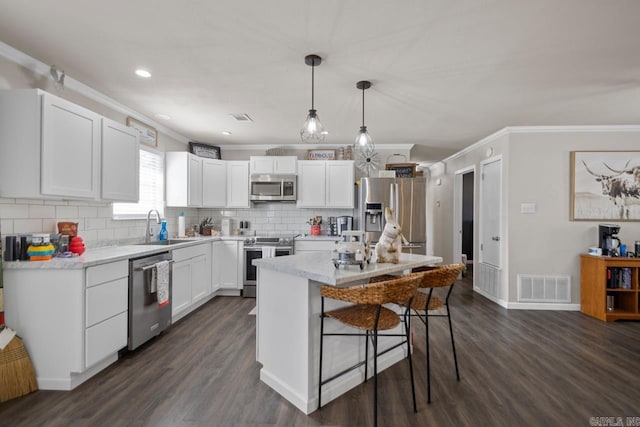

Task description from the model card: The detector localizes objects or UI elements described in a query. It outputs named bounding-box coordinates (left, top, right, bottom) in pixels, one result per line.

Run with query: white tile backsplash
left=0, top=198, right=355, bottom=246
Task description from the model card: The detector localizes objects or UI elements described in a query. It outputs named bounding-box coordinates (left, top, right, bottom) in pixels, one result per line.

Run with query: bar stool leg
left=364, top=330, right=369, bottom=381
left=373, top=327, right=378, bottom=427
left=373, top=306, right=381, bottom=427
left=447, top=301, right=460, bottom=381
left=405, top=307, right=417, bottom=413
left=318, top=297, right=325, bottom=409
left=425, top=308, right=431, bottom=404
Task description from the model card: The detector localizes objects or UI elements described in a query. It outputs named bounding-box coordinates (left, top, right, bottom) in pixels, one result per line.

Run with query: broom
left=0, top=328, right=38, bottom=402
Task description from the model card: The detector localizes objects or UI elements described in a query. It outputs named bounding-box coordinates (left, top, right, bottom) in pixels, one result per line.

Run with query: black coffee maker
left=599, top=223, right=621, bottom=256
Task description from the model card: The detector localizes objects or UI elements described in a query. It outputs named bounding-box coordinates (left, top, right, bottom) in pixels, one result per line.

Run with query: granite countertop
left=2, top=236, right=240, bottom=270
left=253, top=252, right=443, bottom=286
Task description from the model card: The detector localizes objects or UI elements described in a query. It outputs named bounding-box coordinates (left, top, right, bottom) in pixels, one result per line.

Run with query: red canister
left=69, top=236, right=86, bottom=255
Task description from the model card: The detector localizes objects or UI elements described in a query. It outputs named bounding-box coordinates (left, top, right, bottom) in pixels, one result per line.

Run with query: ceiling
left=1, top=0, right=639, bottom=160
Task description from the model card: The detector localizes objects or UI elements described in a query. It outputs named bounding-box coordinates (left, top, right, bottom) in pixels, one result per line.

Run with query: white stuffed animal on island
left=375, top=207, right=407, bottom=264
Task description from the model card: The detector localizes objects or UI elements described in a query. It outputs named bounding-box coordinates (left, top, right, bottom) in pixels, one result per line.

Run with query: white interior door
left=480, top=158, right=502, bottom=268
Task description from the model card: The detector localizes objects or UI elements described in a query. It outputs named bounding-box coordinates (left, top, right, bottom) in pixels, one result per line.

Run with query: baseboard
left=260, top=345, right=408, bottom=415
left=506, top=302, right=581, bottom=311
left=473, top=286, right=509, bottom=308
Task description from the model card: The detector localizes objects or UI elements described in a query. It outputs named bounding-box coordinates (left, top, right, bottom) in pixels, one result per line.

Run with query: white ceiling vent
left=230, top=113, right=253, bottom=122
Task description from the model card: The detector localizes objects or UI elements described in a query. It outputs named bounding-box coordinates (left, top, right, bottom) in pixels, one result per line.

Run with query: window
left=113, top=147, right=164, bottom=219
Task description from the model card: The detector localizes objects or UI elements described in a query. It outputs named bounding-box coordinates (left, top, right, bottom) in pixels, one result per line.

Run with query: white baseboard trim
left=506, top=302, right=580, bottom=311
left=473, top=286, right=581, bottom=311
left=260, top=345, right=407, bottom=415
left=473, top=286, right=509, bottom=308
left=37, top=353, right=119, bottom=390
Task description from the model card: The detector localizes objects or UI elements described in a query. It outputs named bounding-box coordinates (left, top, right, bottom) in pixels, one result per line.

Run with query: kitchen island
left=253, top=251, right=442, bottom=414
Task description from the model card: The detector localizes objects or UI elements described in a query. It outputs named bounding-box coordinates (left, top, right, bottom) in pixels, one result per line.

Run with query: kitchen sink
left=136, top=239, right=188, bottom=246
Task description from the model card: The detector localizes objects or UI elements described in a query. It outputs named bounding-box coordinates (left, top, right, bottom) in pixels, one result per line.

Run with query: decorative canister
left=310, top=225, right=321, bottom=236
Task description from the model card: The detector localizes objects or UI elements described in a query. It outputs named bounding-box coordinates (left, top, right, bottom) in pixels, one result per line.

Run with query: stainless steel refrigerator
left=356, top=177, right=427, bottom=254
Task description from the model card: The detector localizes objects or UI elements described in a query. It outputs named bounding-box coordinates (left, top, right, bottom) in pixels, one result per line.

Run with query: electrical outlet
left=521, top=203, right=536, bottom=214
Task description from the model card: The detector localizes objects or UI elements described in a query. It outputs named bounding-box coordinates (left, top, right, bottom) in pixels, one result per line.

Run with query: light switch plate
left=521, top=203, right=536, bottom=214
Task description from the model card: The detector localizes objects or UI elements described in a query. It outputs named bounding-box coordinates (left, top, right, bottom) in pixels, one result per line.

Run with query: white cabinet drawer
left=86, top=260, right=128, bottom=287
left=85, top=311, right=127, bottom=368
left=172, top=243, right=208, bottom=262
left=86, top=277, right=128, bottom=327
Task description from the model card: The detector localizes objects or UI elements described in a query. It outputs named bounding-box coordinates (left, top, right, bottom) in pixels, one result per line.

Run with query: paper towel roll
left=178, top=215, right=185, bottom=237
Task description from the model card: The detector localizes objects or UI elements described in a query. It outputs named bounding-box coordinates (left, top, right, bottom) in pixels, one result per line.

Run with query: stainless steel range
left=243, top=235, right=294, bottom=297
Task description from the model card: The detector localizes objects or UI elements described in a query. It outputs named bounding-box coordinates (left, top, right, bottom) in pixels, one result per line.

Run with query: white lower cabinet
left=211, top=241, right=223, bottom=293
left=171, top=259, right=192, bottom=317
left=84, top=261, right=128, bottom=370
left=3, top=259, right=128, bottom=390
left=220, top=240, right=242, bottom=289
left=171, top=243, right=212, bottom=322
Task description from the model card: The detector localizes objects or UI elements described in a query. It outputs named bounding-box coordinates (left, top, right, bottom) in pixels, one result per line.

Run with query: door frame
left=453, top=165, right=476, bottom=267
left=478, top=155, right=503, bottom=268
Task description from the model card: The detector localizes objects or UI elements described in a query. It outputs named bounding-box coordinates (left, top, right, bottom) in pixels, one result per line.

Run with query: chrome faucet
left=146, top=209, right=162, bottom=243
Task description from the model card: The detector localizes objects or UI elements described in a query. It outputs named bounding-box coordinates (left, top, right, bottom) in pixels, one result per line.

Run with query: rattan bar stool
left=370, top=263, right=464, bottom=403
left=318, top=273, right=423, bottom=427
left=408, top=263, right=465, bottom=403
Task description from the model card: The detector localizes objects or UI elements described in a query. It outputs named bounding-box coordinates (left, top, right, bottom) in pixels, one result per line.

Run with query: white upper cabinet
left=167, top=155, right=249, bottom=208
left=250, top=156, right=297, bottom=175
left=166, top=152, right=204, bottom=207
left=297, top=160, right=354, bottom=208
left=0, top=89, right=139, bottom=202
left=0, top=90, right=103, bottom=199
left=101, top=117, right=139, bottom=202
left=227, top=161, right=250, bottom=208
left=41, top=93, right=101, bottom=199
left=188, top=154, right=203, bottom=207
left=202, top=158, right=227, bottom=207
left=297, top=161, right=326, bottom=207
left=325, top=161, right=355, bottom=208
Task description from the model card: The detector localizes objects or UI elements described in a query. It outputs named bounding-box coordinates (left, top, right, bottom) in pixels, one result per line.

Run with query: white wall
left=429, top=127, right=640, bottom=306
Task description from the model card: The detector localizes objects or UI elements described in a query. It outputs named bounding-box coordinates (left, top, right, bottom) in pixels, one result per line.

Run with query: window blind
left=113, top=147, right=164, bottom=219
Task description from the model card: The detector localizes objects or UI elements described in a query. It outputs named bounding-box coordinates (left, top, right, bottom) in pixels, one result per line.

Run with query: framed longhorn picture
left=571, top=151, right=640, bottom=221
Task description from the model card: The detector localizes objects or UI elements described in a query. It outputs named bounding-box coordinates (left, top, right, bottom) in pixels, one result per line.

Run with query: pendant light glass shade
left=301, top=109, right=326, bottom=143
left=355, top=80, right=373, bottom=150
left=356, top=125, right=372, bottom=147
left=300, top=55, right=326, bottom=143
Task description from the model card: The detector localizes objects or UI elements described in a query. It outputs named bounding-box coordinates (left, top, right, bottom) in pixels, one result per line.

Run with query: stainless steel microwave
left=250, top=174, right=297, bottom=202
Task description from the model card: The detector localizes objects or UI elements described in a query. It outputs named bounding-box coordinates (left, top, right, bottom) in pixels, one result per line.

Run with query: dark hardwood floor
left=2, top=273, right=639, bottom=426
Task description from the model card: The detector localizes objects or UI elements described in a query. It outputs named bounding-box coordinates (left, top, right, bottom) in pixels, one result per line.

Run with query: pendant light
left=300, top=54, right=327, bottom=143
left=355, top=80, right=373, bottom=149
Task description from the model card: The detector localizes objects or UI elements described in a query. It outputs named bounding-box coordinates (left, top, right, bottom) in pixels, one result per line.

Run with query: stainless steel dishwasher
left=128, top=251, right=173, bottom=350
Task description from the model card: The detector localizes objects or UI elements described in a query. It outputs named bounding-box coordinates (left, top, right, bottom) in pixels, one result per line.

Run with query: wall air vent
left=517, top=274, right=571, bottom=303
left=230, top=113, right=253, bottom=122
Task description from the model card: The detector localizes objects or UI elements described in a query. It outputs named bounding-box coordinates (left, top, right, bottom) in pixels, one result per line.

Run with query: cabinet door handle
left=491, top=236, right=500, bottom=241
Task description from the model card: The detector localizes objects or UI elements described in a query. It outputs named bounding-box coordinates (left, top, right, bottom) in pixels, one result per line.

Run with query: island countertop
left=253, top=251, right=442, bottom=286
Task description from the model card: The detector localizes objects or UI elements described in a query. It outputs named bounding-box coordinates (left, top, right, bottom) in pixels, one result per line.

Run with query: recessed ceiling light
left=135, top=69, right=151, bottom=78
left=222, top=131, right=232, bottom=135
left=155, top=114, right=171, bottom=120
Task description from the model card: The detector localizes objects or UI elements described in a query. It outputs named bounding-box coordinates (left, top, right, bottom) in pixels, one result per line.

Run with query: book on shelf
left=606, top=267, right=632, bottom=289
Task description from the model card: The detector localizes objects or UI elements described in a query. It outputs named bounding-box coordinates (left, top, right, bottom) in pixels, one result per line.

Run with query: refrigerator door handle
left=394, top=183, right=399, bottom=222
left=389, top=183, right=395, bottom=217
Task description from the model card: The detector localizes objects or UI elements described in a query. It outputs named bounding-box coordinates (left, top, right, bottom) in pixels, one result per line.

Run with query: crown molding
left=0, top=40, right=190, bottom=144
left=438, top=125, right=640, bottom=165
left=218, top=143, right=415, bottom=151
